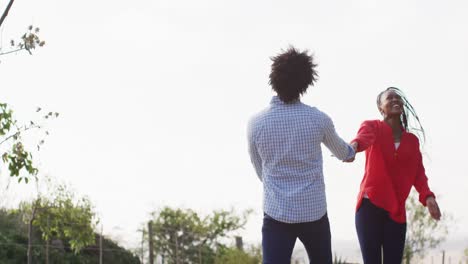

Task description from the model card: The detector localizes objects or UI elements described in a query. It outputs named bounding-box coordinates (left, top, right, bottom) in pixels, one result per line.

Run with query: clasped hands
left=344, top=142, right=358, bottom=163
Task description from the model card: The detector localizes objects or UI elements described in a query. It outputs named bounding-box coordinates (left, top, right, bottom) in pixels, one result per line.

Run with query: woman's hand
left=426, top=196, right=441, bottom=220
left=350, top=141, right=358, bottom=152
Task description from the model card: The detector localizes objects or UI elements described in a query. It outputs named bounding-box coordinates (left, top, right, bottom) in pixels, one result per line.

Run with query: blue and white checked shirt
left=248, top=96, right=355, bottom=223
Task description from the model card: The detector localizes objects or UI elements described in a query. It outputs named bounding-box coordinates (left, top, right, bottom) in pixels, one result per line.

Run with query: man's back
left=248, top=96, right=353, bottom=223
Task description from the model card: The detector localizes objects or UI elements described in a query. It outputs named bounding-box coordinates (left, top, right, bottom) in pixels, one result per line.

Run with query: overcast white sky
left=1, top=0, right=467, bottom=259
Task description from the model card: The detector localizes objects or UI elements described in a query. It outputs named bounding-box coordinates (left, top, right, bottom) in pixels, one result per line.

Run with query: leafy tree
left=0, top=25, right=52, bottom=183
left=0, top=208, right=28, bottom=263
left=20, top=183, right=98, bottom=255
left=464, top=248, right=468, bottom=264
left=0, top=25, right=45, bottom=57
left=0, top=104, right=57, bottom=183
left=1, top=0, right=45, bottom=57
left=1, top=35, right=53, bottom=182
left=403, top=191, right=451, bottom=264
left=19, top=181, right=98, bottom=263
left=214, top=245, right=261, bottom=264
left=1, top=1, right=48, bottom=183
left=0, top=208, right=141, bottom=263
left=147, top=207, right=251, bottom=264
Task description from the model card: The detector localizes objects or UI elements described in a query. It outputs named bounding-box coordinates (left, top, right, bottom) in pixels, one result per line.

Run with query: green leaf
left=2, top=153, right=8, bottom=163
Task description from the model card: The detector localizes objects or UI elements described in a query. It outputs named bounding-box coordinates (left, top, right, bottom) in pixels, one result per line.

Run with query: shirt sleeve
left=322, top=115, right=355, bottom=161
left=413, top=140, right=435, bottom=206
left=351, top=120, right=378, bottom=152
left=247, top=120, right=263, bottom=181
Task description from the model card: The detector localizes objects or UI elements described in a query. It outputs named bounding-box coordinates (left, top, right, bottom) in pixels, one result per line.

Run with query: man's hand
left=426, top=196, right=441, bottom=221
left=343, top=142, right=358, bottom=163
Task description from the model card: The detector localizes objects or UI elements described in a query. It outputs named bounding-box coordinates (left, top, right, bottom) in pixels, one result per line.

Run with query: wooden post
left=141, top=229, right=145, bottom=264
left=235, top=236, right=243, bottom=251
left=198, top=244, right=202, bottom=264
left=45, top=216, right=50, bottom=264
left=27, top=204, right=38, bottom=264
left=148, top=221, right=154, bottom=264
left=45, top=238, right=49, bottom=264
left=175, top=232, right=179, bottom=264
left=27, top=217, right=33, bottom=264
left=99, top=225, right=103, bottom=264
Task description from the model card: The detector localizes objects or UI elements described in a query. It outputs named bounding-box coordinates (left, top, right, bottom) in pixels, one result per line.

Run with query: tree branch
left=0, top=124, right=40, bottom=146
left=0, top=47, right=24, bottom=56
left=0, top=0, right=15, bottom=28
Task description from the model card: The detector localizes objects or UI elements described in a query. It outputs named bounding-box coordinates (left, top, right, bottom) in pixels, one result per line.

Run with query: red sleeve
left=413, top=140, right=435, bottom=206
left=351, top=120, right=378, bottom=152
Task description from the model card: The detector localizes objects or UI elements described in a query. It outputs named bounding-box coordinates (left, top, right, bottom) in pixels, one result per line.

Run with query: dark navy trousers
left=356, top=199, right=407, bottom=264
left=262, top=213, right=332, bottom=264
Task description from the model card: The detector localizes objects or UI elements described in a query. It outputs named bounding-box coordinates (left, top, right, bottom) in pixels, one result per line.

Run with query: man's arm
left=247, top=121, right=263, bottom=181
left=322, top=116, right=355, bottom=161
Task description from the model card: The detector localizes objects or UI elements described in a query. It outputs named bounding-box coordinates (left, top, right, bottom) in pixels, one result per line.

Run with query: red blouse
left=351, top=120, right=435, bottom=223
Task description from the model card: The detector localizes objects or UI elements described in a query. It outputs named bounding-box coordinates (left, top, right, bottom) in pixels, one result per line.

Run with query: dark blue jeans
left=262, top=213, right=332, bottom=264
left=356, top=199, right=407, bottom=264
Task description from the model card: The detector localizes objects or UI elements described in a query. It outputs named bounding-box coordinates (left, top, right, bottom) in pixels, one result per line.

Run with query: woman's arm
left=413, top=141, right=441, bottom=220
left=350, top=120, right=378, bottom=152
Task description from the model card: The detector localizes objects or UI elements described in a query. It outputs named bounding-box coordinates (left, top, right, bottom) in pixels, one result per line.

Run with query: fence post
left=148, top=221, right=154, bottom=264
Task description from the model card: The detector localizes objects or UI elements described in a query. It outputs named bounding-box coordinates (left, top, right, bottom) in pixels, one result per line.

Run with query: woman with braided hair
left=347, top=87, right=441, bottom=263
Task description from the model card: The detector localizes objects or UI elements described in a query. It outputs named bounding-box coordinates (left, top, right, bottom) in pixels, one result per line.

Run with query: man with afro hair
left=247, top=46, right=355, bottom=264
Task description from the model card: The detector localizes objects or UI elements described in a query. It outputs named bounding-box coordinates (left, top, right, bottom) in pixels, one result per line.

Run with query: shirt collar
left=270, top=96, right=300, bottom=105
left=380, top=120, right=407, bottom=134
